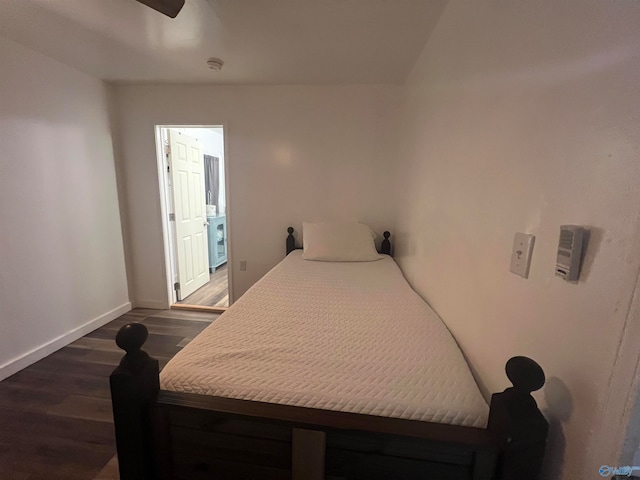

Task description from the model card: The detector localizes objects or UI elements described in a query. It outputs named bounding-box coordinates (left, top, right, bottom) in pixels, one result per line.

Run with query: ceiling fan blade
left=136, top=0, right=185, bottom=18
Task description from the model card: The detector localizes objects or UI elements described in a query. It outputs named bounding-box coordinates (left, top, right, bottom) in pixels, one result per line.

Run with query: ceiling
left=0, top=0, right=447, bottom=84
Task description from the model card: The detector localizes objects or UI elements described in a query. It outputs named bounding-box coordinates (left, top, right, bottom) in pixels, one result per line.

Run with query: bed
left=110, top=224, right=548, bottom=480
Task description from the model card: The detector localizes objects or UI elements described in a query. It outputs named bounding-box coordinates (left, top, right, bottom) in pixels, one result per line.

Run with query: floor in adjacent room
left=178, top=263, right=229, bottom=308
left=0, top=308, right=216, bottom=480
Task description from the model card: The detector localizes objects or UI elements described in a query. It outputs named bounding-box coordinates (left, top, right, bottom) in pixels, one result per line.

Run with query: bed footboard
left=110, top=324, right=547, bottom=480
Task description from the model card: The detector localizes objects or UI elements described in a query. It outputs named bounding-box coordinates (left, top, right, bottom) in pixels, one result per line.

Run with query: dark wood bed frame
left=110, top=228, right=548, bottom=480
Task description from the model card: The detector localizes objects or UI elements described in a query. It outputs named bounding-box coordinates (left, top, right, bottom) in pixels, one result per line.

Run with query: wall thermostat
left=555, top=225, right=586, bottom=281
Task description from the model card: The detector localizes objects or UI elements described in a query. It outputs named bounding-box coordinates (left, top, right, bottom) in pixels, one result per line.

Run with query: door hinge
left=169, top=213, right=175, bottom=221
left=165, top=144, right=171, bottom=156
left=174, top=282, right=180, bottom=291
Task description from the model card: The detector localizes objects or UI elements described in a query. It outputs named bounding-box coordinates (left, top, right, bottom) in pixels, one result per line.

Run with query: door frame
left=155, top=124, right=234, bottom=308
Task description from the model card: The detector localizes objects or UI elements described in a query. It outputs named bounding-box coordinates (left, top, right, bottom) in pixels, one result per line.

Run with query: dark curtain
left=204, top=155, right=220, bottom=211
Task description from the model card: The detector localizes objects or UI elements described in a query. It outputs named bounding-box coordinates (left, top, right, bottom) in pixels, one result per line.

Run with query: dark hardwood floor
left=178, top=263, right=229, bottom=308
left=0, top=308, right=216, bottom=480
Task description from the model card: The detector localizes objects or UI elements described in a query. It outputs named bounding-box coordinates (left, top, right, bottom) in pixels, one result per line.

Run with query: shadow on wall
left=539, top=377, right=574, bottom=480
left=577, top=226, right=603, bottom=282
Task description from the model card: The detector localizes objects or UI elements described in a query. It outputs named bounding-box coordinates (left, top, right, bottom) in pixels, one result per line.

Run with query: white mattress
left=161, top=251, right=489, bottom=428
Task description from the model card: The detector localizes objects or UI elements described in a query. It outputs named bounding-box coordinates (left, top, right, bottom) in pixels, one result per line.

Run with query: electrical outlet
left=240, top=260, right=247, bottom=271
left=510, top=233, right=535, bottom=279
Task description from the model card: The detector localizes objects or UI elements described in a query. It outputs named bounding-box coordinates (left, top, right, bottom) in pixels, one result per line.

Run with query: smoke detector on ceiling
left=207, top=58, right=224, bottom=71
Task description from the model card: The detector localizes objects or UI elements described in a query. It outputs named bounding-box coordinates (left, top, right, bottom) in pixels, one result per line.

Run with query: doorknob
left=204, top=221, right=209, bottom=226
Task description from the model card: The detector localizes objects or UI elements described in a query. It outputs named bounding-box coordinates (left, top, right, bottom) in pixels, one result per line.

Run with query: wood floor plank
left=0, top=409, right=115, bottom=479
left=0, top=384, right=67, bottom=413
left=1, top=369, right=113, bottom=400
left=66, top=337, right=122, bottom=353
left=178, top=264, right=229, bottom=307
left=25, top=354, right=116, bottom=377
left=0, top=409, right=115, bottom=448
left=33, top=347, right=121, bottom=368
left=69, top=349, right=124, bottom=366
left=93, top=455, right=119, bottom=480
left=47, top=395, right=114, bottom=423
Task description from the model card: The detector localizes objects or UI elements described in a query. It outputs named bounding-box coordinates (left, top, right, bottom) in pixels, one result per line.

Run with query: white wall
left=393, top=1, right=640, bottom=478
left=0, top=35, right=130, bottom=380
left=113, top=85, right=400, bottom=307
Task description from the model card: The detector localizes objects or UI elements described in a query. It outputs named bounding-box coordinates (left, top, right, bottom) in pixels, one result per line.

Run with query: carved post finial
left=116, top=323, right=148, bottom=355
left=381, top=231, right=391, bottom=256
left=286, top=227, right=296, bottom=255
left=505, top=356, right=545, bottom=394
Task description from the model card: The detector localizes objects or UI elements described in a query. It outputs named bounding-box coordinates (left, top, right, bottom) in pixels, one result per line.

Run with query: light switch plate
left=510, top=233, right=535, bottom=278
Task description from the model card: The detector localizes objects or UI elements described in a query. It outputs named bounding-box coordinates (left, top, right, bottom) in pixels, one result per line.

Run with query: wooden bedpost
left=487, top=356, right=548, bottom=480
left=381, top=231, right=391, bottom=255
left=110, top=323, right=160, bottom=480
left=286, top=226, right=296, bottom=255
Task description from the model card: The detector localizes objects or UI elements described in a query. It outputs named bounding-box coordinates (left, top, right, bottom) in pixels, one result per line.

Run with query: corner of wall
left=106, top=83, right=135, bottom=306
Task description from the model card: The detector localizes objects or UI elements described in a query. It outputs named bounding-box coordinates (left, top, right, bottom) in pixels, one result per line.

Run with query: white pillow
left=302, top=222, right=381, bottom=262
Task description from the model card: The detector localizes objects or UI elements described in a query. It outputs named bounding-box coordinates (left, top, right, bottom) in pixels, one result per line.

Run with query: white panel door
left=168, top=130, right=210, bottom=299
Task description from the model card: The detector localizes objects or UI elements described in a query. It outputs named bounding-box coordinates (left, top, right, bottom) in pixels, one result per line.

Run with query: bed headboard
left=286, top=227, right=392, bottom=257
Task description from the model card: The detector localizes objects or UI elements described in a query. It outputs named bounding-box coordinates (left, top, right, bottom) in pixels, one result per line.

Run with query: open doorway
left=156, top=126, right=230, bottom=311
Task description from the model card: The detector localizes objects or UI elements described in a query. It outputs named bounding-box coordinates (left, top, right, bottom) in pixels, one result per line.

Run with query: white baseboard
left=0, top=302, right=132, bottom=382
left=133, top=299, right=171, bottom=310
